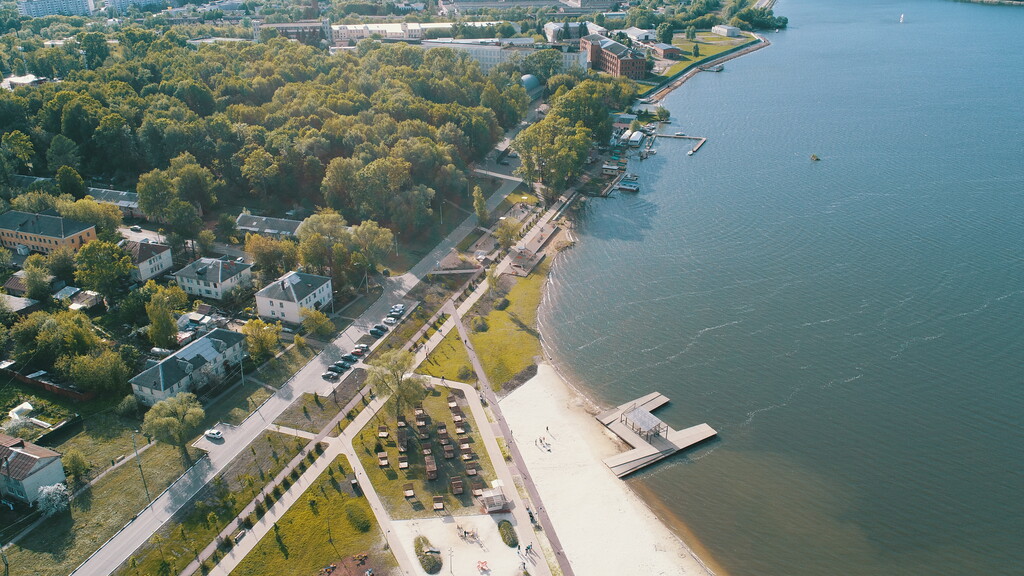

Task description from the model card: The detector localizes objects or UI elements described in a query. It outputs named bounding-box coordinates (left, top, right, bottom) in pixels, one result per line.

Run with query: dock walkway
left=596, top=392, right=716, bottom=477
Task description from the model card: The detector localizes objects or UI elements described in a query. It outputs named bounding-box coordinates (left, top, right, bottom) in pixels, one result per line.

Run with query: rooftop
left=121, top=239, right=171, bottom=265
left=174, top=257, right=252, bottom=283
left=0, top=210, right=93, bottom=239
left=235, top=213, right=303, bottom=237
left=130, top=329, right=246, bottom=392
left=0, top=433, right=61, bottom=481
left=257, top=271, right=331, bottom=304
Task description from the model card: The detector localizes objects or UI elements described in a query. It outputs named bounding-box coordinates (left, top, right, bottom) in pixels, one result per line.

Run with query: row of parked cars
left=321, top=304, right=408, bottom=381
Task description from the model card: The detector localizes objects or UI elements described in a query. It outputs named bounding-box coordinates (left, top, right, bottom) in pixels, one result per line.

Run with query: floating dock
left=596, top=392, right=717, bottom=478
left=654, top=133, right=707, bottom=155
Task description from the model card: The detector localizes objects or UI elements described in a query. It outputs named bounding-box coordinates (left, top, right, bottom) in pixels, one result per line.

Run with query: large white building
left=122, top=240, right=174, bottom=283
left=173, top=257, right=252, bottom=301
left=0, top=434, right=67, bottom=505
left=421, top=39, right=586, bottom=74
left=331, top=21, right=512, bottom=44
left=17, top=0, right=93, bottom=16
left=256, top=271, right=332, bottom=325
left=542, top=21, right=606, bottom=44
left=130, top=329, right=247, bottom=406
left=712, top=25, right=742, bottom=37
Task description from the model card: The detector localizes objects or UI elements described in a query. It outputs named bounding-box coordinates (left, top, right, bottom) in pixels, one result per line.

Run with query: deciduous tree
left=37, top=483, right=71, bottom=517
left=300, top=307, right=333, bottom=338
left=241, top=318, right=281, bottom=363
left=74, top=240, right=135, bottom=297
left=142, top=392, right=205, bottom=465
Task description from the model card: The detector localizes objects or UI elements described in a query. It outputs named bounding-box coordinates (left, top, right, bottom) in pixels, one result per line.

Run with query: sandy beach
left=500, top=363, right=717, bottom=576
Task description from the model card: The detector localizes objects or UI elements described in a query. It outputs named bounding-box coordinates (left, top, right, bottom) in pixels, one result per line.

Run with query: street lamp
left=132, top=430, right=151, bottom=503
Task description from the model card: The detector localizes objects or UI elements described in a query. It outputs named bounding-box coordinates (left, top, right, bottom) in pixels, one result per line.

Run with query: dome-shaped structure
left=520, top=74, right=543, bottom=100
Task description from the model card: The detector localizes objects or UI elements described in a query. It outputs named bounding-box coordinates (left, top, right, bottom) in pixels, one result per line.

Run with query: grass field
left=663, top=32, right=756, bottom=77
left=353, top=387, right=495, bottom=520
left=113, top=431, right=302, bottom=576
left=274, top=393, right=345, bottom=435
left=254, top=344, right=317, bottom=389
left=466, top=260, right=548, bottom=389
left=204, top=378, right=274, bottom=427
left=4, top=443, right=197, bottom=576
left=229, top=455, right=396, bottom=576
left=416, top=330, right=477, bottom=384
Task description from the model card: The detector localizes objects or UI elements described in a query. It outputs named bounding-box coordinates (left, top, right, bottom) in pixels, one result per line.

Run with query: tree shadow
left=508, top=312, right=539, bottom=339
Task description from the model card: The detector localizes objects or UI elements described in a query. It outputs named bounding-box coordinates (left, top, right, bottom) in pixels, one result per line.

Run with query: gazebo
left=619, top=404, right=669, bottom=441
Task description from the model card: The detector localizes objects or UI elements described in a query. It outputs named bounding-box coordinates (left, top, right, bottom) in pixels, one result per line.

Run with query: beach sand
left=500, top=363, right=718, bottom=576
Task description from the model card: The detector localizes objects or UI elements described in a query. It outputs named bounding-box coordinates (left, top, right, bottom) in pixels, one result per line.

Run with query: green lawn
left=467, top=260, right=548, bottom=389
left=456, top=228, right=486, bottom=252
left=354, top=387, right=495, bottom=520
left=230, top=455, right=396, bottom=576
left=114, top=432, right=303, bottom=576
left=274, top=393, right=346, bottom=435
left=663, top=33, right=757, bottom=77
left=492, top=184, right=536, bottom=217
left=204, top=378, right=274, bottom=427
left=254, top=343, right=317, bottom=389
left=416, top=329, right=477, bottom=384
left=51, top=412, right=145, bottom=484
left=4, top=443, right=197, bottom=576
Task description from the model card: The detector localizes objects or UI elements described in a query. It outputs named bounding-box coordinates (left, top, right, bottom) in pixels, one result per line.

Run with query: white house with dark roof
left=173, top=258, right=252, bottom=300
left=256, top=271, right=332, bottom=325
left=0, top=433, right=66, bottom=504
left=121, top=240, right=173, bottom=282
left=130, top=328, right=247, bottom=406
left=235, top=213, right=303, bottom=239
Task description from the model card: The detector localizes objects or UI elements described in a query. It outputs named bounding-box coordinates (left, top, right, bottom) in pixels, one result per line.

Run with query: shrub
left=498, top=519, right=518, bottom=548
left=471, top=317, right=489, bottom=332
left=457, top=366, right=474, bottom=380
left=414, top=535, right=442, bottom=574
left=494, top=297, right=510, bottom=311
left=345, top=501, right=372, bottom=532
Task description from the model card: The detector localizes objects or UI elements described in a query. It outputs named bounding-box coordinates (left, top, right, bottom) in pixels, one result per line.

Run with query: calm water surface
left=539, top=0, right=1024, bottom=574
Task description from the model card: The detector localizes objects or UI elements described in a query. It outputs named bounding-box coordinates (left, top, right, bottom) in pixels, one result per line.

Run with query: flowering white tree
left=37, top=483, right=71, bottom=517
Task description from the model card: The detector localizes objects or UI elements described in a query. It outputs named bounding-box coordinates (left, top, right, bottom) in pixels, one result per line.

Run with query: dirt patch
left=497, top=364, right=539, bottom=398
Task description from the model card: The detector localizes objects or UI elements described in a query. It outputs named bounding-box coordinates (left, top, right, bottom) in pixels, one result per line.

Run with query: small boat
left=687, top=150, right=694, bottom=156
left=622, top=173, right=638, bottom=181
left=617, top=182, right=640, bottom=192
left=649, top=149, right=657, bottom=155
left=899, top=13, right=904, bottom=23
left=675, top=132, right=686, bottom=136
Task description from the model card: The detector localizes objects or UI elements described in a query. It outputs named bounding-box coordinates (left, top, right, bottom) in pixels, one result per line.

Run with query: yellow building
left=0, top=211, right=96, bottom=255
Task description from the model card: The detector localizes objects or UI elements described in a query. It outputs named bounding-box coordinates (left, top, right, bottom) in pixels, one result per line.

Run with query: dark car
left=341, top=354, right=358, bottom=363
left=327, top=365, right=345, bottom=374
left=321, top=372, right=339, bottom=381
left=387, top=310, right=403, bottom=319
left=373, top=324, right=389, bottom=332
left=369, top=328, right=385, bottom=338
left=334, top=360, right=352, bottom=369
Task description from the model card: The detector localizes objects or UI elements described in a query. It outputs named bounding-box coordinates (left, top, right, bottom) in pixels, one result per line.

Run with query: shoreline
left=499, top=362, right=728, bottom=576
left=647, top=33, right=772, bottom=104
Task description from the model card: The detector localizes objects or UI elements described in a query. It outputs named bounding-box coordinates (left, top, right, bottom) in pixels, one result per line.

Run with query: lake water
left=538, top=0, right=1024, bottom=574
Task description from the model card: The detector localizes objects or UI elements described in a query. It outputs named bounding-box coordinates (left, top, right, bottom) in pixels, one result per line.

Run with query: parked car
left=391, top=304, right=406, bottom=311
left=373, top=324, right=389, bottom=332
left=204, top=429, right=223, bottom=440
left=327, top=365, right=345, bottom=374
left=341, top=354, right=358, bottom=363
left=355, top=344, right=370, bottom=352
left=322, top=372, right=339, bottom=381
left=334, top=360, right=352, bottom=369
left=369, top=328, right=385, bottom=338
left=129, top=225, right=143, bottom=232
left=351, top=348, right=366, bottom=356
left=383, top=317, right=398, bottom=325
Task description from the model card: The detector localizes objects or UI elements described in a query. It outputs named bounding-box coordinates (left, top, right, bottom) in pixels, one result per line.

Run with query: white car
left=204, top=429, right=223, bottom=440
left=383, top=317, right=398, bottom=325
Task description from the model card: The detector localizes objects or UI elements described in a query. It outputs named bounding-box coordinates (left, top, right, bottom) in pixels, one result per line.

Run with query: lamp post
left=132, top=430, right=151, bottom=503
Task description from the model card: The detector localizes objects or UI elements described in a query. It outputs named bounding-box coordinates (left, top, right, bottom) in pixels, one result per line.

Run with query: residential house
left=0, top=211, right=95, bottom=255
left=580, top=34, right=647, bottom=80
left=0, top=434, right=66, bottom=505
left=0, top=294, right=41, bottom=316
left=3, top=270, right=64, bottom=297
left=122, top=240, right=174, bottom=283
left=256, top=271, right=333, bottom=325
left=234, top=213, right=303, bottom=239
left=173, top=258, right=252, bottom=301
left=87, top=188, right=144, bottom=220
left=130, top=329, right=247, bottom=406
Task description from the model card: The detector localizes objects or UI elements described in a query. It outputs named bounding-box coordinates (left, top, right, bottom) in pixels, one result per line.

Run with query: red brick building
left=580, top=34, right=647, bottom=80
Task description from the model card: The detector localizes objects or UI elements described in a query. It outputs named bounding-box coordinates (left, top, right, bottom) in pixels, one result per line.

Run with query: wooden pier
left=595, top=392, right=717, bottom=478
left=654, top=133, right=708, bottom=155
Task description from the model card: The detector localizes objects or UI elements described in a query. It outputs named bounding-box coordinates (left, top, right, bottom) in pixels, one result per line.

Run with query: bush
left=498, top=519, right=518, bottom=548
left=457, top=366, right=474, bottom=381
left=494, top=297, right=510, bottom=311
left=415, top=535, right=442, bottom=574
left=471, top=317, right=489, bottom=332
left=115, top=394, right=140, bottom=418
left=345, top=501, right=372, bottom=532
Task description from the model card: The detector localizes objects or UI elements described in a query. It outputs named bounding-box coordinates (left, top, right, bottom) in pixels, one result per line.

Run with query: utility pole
left=2, top=548, right=9, bottom=576
left=132, top=430, right=151, bottom=503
